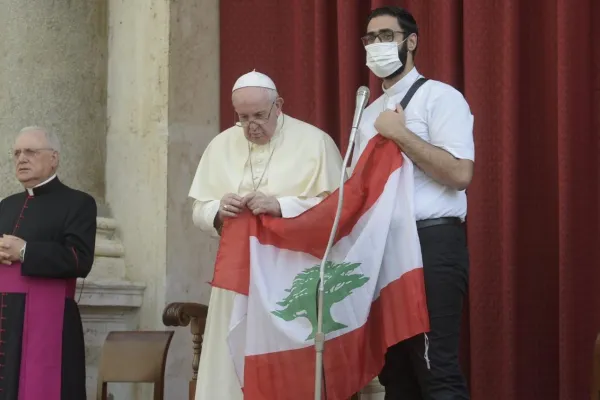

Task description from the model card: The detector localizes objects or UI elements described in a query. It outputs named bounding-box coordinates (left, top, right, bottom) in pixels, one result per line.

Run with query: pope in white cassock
left=189, top=70, right=343, bottom=399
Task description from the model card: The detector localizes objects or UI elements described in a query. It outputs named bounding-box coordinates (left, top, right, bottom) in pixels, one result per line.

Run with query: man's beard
left=384, top=41, right=409, bottom=80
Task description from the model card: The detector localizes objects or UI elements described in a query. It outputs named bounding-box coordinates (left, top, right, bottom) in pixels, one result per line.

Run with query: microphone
left=348, top=86, right=370, bottom=158
left=352, top=86, right=371, bottom=129
left=313, top=85, right=370, bottom=400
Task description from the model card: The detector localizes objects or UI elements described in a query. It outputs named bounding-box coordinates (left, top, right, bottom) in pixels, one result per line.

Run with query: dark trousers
left=379, top=223, right=470, bottom=400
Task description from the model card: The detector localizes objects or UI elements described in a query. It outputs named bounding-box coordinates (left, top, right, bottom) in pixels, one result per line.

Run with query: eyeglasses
left=361, top=29, right=405, bottom=46
left=235, top=101, right=276, bottom=127
left=11, top=148, right=54, bottom=160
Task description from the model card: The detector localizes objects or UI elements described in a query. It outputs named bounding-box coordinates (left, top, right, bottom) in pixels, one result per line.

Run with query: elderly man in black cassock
left=0, top=126, right=96, bottom=400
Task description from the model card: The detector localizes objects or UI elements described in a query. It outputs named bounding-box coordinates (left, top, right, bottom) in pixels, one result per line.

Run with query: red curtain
left=220, top=1, right=600, bottom=399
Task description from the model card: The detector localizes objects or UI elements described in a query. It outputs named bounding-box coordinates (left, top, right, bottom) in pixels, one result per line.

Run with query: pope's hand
left=218, top=193, right=244, bottom=221
left=374, top=105, right=407, bottom=141
left=243, top=192, right=282, bottom=217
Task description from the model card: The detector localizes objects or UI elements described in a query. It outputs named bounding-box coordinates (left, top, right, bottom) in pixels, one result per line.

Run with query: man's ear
left=51, top=152, right=60, bottom=168
left=276, top=97, right=285, bottom=114
left=407, top=33, right=418, bottom=52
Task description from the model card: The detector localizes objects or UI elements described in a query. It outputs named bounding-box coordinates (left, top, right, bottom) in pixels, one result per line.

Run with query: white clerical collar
left=382, top=67, right=422, bottom=97
left=26, top=174, right=57, bottom=196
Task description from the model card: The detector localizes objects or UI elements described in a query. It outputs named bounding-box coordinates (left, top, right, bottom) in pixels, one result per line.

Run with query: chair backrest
left=593, top=333, right=600, bottom=400
left=97, top=331, right=174, bottom=400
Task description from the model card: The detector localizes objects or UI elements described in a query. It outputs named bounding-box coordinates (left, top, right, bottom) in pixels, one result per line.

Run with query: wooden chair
left=162, top=302, right=209, bottom=400
left=96, top=331, right=174, bottom=400
left=593, top=333, right=600, bottom=400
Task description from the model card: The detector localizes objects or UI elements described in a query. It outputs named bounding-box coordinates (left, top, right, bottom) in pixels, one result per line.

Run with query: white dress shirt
left=350, top=67, right=475, bottom=221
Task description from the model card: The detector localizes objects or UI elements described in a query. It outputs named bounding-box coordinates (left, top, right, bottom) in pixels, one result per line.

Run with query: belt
left=416, top=217, right=462, bottom=230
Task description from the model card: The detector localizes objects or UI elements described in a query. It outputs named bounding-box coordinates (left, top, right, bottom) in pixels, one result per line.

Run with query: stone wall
left=105, top=0, right=220, bottom=398
left=164, top=0, right=221, bottom=393
left=0, top=0, right=107, bottom=200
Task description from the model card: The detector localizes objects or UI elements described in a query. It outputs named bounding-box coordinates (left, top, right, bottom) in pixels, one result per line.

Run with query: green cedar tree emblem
left=271, top=261, right=369, bottom=340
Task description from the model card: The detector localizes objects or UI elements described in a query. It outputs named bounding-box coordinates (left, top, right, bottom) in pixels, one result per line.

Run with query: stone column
left=164, top=0, right=220, bottom=397
left=0, top=0, right=107, bottom=200
left=104, top=0, right=220, bottom=398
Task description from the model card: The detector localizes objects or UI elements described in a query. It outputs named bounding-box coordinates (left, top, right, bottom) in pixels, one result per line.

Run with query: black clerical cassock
left=0, top=176, right=96, bottom=400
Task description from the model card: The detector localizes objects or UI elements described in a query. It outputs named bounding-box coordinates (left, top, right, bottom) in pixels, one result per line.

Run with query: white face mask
left=365, top=39, right=407, bottom=78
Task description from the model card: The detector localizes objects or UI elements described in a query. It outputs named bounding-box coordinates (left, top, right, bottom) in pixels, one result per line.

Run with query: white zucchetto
left=232, top=70, right=277, bottom=93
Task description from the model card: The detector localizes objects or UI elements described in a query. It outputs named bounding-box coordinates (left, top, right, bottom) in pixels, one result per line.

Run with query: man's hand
left=375, top=104, right=474, bottom=190
left=374, top=105, right=408, bottom=142
left=218, top=193, right=245, bottom=223
left=243, top=192, right=282, bottom=217
left=0, top=249, right=12, bottom=264
left=0, top=235, right=25, bottom=265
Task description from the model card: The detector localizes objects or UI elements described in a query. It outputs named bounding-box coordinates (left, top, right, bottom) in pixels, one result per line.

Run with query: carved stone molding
left=91, top=217, right=127, bottom=280
left=77, top=279, right=145, bottom=309
left=360, top=378, right=385, bottom=398
left=79, top=216, right=145, bottom=400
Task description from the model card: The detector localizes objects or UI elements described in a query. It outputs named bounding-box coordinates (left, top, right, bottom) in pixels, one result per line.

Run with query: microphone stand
left=313, top=87, right=369, bottom=400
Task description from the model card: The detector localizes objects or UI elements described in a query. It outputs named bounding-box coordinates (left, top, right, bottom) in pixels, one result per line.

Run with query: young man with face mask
left=350, top=6, right=474, bottom=400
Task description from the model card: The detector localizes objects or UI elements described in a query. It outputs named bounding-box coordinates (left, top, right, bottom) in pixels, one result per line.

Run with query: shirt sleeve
left=21, top=194, right=97, bottom=279
left=192, top=199, right=221, bottom=238
left=427, top=86, right=475, bottom=162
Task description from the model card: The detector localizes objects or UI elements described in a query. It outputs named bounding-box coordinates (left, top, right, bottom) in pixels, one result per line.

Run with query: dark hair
left=367, top=6, right=419, bottom=56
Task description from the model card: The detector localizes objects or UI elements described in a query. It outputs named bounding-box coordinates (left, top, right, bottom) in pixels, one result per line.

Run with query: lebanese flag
left=213, top=134, right=430, bottom=400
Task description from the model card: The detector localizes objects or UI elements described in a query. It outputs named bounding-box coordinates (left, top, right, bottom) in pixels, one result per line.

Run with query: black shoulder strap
left=399, top=77, right=429, bottom=110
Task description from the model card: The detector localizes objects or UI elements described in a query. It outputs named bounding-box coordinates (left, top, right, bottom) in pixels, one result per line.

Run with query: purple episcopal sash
left=0, top=263, right=75, bottom=400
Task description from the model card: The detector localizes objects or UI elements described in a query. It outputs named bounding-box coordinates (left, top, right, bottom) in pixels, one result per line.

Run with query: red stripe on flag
left=242, top=268, right=429, bottom=400
left=213, top=135, right=403, bottom=295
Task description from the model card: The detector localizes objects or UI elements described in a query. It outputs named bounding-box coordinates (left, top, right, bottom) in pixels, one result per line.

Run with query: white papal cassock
left=189, top=112, right=343, bottom=399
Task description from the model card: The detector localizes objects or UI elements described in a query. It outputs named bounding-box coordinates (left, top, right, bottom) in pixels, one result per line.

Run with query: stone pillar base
left=79, top=279, right=145, bottom=399
left=359, top=377, right=385, bottom=400
left=78, top=217, right=146, bottom=399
